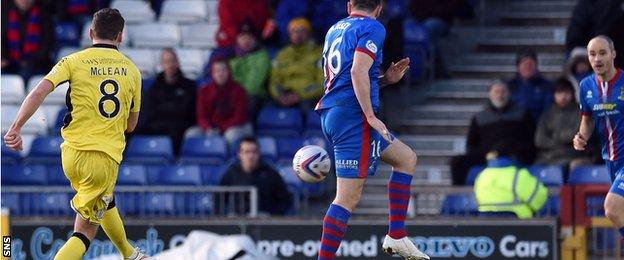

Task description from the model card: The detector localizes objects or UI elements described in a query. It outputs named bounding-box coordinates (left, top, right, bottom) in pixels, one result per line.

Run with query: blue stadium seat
left=256, top=107, right=303, bottom=138
left=180, top=136, right=228, bottom=165
left=199, top=164, right=226, bottom=185
left=190, top=193, right=214, bottom=215
left=258, top=136, right=278, bottom=163
left=568, top=165, right=610, bottom=185
left=55, top=22, right=80, bottom=47
left=304, top=110, right=322, bottom=136
left=1, top=139, right=21, bottom=164
left=277, top=164, right=302, bottom=191
left=529, top=165, right=564, bottom=187
left=276, top=137, right=304, bottom=164
left=29, top=193, right=72, bottom=216
left=2, top=165, right=47, bottom=185
left=26, top=136, right=63, bottom=164
left=117, top=164, right=148, bottom=186
left=157, top=165, right=202, bottom=186
left=47, top=164, right=70, bottom=185
left=142, top=193, right=176, bottom=216
left=1, top=193, right=21, bottom=215
left=596, top=229, right=617, bottom=251
left=116, top=192, right=140, bottom=216
left=464, top=165, right=486, bottom=185
left=125, top=135, right=174, bottom=164
left=440, top=194, right=478, bottom=216
left=537, top=196, right=560, bottom=216
left=146, top=165, right=167, bottom=185
left=586, top=196, right=605, bottom=217
left=54, top=108, right=68, bottom=134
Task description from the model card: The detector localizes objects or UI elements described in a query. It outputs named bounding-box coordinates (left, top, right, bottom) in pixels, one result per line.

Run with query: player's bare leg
left=605, top=193, right=624, bottom=238
left=54, top=216, right=98, bottom=260
left=380, top=139, right=429, bottom=260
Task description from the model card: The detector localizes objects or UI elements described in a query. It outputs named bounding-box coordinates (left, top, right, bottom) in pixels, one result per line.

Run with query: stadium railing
left=2, top=185, right=258, bottom=218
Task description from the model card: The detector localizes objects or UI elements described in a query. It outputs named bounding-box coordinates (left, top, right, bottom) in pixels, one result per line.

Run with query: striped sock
left=388, top=171, right=413, bottom=239
left=318, top=204, right=350, bottom=260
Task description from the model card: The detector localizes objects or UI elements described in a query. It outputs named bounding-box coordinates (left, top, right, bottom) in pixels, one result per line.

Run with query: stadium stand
left=567, top=165, right=610, bottom=185
left=128, top=23, right=181, bottom=48
left=1, top=75, right=25, bottom=105
left=256, top=107, right=303, bottom=138
left=160, top=0, right=208, bottom=24
left=180, top=136, right=229, bottom=165
left=110, top=0, right=155, bottom=24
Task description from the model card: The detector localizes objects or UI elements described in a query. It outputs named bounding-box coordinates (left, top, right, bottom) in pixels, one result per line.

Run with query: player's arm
left=379, top=58, right=410, bottom=88
left=4, top=80, right=54, bottom=151
left=127, top=70, right=142, bottom=133
left=574, top=115, right=594, bottom=151
left=352, top=51, right=391, bottom=142
left=126, top=112, right=139, bottom=133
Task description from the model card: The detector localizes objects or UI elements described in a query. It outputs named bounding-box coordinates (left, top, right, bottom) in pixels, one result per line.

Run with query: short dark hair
left=238, top=136, right=258, bottom=151
left=516, top=50, right=537, bottom=65
left=92, top=8, right=125, bottom=41
left=351, top=0, right=382, bottom=12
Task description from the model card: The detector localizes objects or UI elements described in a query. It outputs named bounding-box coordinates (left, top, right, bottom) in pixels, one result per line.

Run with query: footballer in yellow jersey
left=4, top=8, right=147, bottom=260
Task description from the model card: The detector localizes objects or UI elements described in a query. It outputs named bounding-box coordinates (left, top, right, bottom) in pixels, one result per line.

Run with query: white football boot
left=127, top=247, right=149, bottom=260
left=382, top=235, right=430, bottom=260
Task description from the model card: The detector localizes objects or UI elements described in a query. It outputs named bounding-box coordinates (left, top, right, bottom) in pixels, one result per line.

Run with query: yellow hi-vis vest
left=474, top=166, right=548, bottom=218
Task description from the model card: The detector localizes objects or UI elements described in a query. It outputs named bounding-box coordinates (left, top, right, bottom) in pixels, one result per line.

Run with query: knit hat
left=288, top=17, right=312, bottom=33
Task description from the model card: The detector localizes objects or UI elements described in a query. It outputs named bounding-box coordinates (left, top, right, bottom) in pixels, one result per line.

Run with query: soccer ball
left=292, top=145, right=331, bottom=183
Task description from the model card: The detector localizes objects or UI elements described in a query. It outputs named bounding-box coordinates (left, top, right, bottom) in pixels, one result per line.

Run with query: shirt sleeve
left=355, top=22, right=385, bottom=60
left=43, top=57, right=71, bottom=89
left=579, top=79, right=591, bottom=116
left=130, top=69, right=142, bottom=113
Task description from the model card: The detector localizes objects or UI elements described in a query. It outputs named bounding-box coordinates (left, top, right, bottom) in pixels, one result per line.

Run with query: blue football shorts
left=319, top=106, right=394, bottom=178
left=608, top=160, right=624, bottom=196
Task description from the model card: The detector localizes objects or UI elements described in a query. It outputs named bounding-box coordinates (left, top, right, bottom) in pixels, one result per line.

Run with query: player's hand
left=4, top=128, right=23, bottom=151
left=367, top=116, right=393, bottom=143
left=573, top=133, right=587, bottom=151
left=384, top=58, right=410, bottom=85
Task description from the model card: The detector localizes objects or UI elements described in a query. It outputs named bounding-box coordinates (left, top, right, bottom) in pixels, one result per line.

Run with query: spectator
left=409, top=0, right=463, bottom=40
left=195, top=59, right=252, bottom=144
left=507, top=51, right=553, bottom=120
left=474, top=148, right=547, bottom=219
left=564, top=47, right=592, bottom=100
left=450, top=80, right=535, bottom=185
left=229, top=22, right=271, bottom=110
left=566, top=0, right=624, bottom=68
left=54, top=0, right=107, bottom=23
left=219, top=137, right=293, bottom=216
left=216, top=0, right=273, bottom=47
left=269, top=18, right=323, bottom=110
left=1, top=0, right=54, bottom=81
left=138, top=48, right=196, bottom=155
left=274, top=0, right=309, bottom=45
left=535, top=78, right=594, bottom=169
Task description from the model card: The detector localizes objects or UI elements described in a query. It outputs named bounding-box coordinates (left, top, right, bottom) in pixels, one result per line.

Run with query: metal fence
left=2, top=185, right=258, bottom=218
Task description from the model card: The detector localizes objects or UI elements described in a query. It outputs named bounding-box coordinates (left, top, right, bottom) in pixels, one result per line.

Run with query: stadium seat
left=537, top=196, right=560, bottom=216
left=1, top=165, right=48, bottom=185
left=56, top=46, right=81, bottom=62
left=42, top=82, right=69, bottom=106
left=180, top=136, right=228, bottom=165
left=304, top=110, right=322, bottom=136
left=586, top=196, right=605, bottom=216
left=116, top=192, right=140, bottom=215
left=464, top=165, right=486, bottom=185
left=122, top=48, right=157, bottom=77
left=25, top=136, right=63, bottom=164
left=1, top=139, right=21, bottom=165
left=31, top=193, right=72, bottom=216
left=54, top=107, right=68, bottom=134
left=47, top=164, right=70, bottom=185
left=180, top=23, right=218, bottom=48
left=55, top=22, right=80, bottom=47
left=199, top=164, right=225, bottom=185
left=160, top=0, right=208, bottom=24
left=1, top=74, right=25, bottom=105
left=129, top=23, right=180, bottom=48
left=40, top=105, right=64, bottom=131
left=111, top=0, right=155, bottom=23
left=125, top=135, right=174, bottom=164
left=568, top=165, right=610, bottom=185
left=174, top=48, right=209, bottom=79
left=1, top=105, right=18, bottom=132
left=303, top=136, right=329, bottom=151
left=118, top=164, right=148, bottom=186
left=276, top=137, right=304, bottom=163
left=258, top=136, right=278, bottom=163
left=190, top=193, right=214, bottom=215
left=1, top=193, right=21, bottom=215
left=529, top=165, right=564, bottom=187
left=206, top=0, right=219, bottom=24
left=257, top=107, right=303, bottom=138
left=157, top=165, right=202, bottom=186
left=440, top=194, right=478, bottom=216
left=1, top=104, right=47, bottom=135
left=80, top=22, right=129, bottom=47
left=277, top=164, right=302, bottom=192
left=20, top=134, right=36, bottom=157
left=142, top=193, right=177, bottom=216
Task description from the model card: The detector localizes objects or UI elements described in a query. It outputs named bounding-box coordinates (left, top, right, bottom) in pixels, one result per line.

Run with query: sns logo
left=366, top=40, right=378, bottom=54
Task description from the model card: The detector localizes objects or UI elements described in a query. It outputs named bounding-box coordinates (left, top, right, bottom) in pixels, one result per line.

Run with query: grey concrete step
left=407, top=105, right=481, bottom=120
left=495, top=0, right=576, bottom=13
left=427, top=79, right=491, bottom=92
left=463, top=27, right=567, bottom=42
left=402, top=135, right=466, bottom=155
left=456, top=53, right=565, bottom=66
left=369, top=165, right=452, bottom=186
left=448, top=67, right=562, bottom=79
left=399, top=119, right=470, bottom=136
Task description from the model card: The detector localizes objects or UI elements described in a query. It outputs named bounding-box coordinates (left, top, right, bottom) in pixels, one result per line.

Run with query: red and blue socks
left=318, top=204, right=351, bottom=260
left=388, top=171, right=413, bottom=239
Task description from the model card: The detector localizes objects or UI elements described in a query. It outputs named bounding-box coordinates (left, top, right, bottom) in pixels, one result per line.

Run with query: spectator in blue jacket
left=506, top=51, right=554, bottom=121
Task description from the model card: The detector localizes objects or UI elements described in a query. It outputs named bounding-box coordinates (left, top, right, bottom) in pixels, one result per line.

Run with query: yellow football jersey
left=44, top=44, right=141, bottom=163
